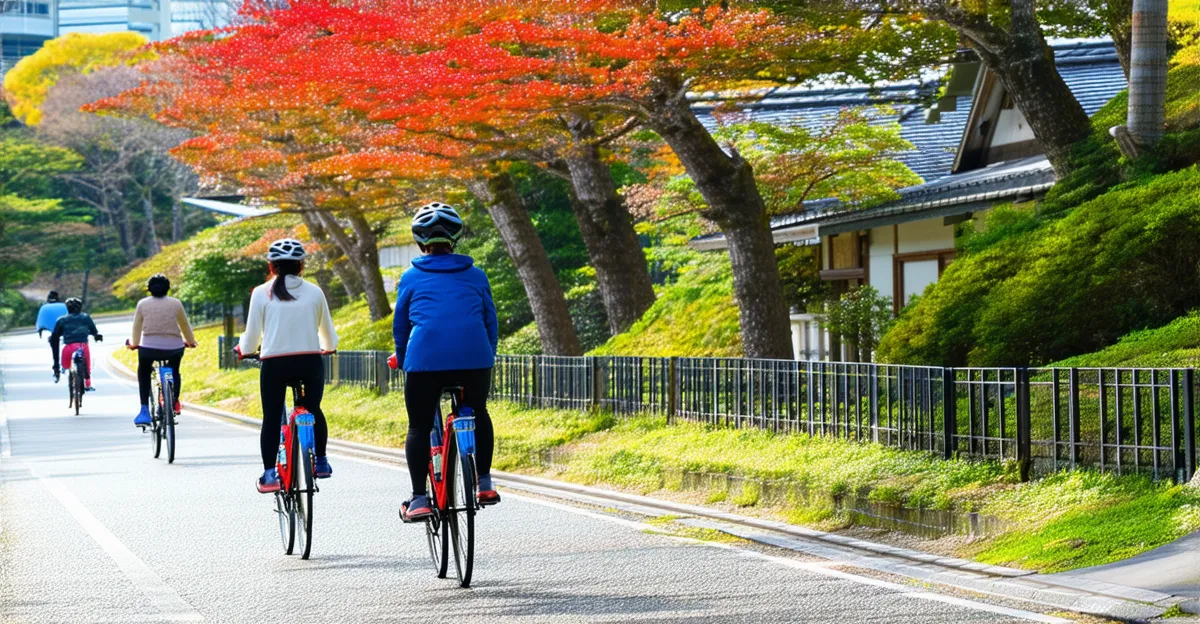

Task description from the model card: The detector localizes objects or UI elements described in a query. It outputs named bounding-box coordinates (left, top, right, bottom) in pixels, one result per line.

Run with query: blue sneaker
left=134, top=406, right=151, bottom=427
left=314, top=456, right=332, bottom=479
left=256, top=468, right=281, bottom=494
left=478, top=474, right=500, bottom=506
left=401, top=494, right=433, bottom=522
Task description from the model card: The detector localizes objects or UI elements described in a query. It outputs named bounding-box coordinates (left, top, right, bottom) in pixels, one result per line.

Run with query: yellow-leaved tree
left=3, top=32, right=149, bottom=126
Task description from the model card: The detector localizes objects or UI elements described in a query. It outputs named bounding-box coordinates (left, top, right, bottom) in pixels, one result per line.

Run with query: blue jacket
left=36, top=302, right=68, bottom=333
left=393, top=254, right=499, bottom=373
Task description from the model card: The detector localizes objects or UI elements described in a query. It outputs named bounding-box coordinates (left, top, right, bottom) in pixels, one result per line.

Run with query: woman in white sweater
left=236, top=238, right=338, bottom=493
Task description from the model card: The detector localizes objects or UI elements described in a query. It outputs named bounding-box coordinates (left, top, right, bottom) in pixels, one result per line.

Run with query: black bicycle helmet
left=65, top=297, right=83, bottom=314
left=411, top=202, right=463, bottom=246
left=47, top=290, right=59, bottom=302
left=147, top=274, right=170, bottom=297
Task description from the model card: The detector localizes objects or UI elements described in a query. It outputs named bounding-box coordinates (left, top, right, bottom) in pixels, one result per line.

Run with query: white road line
left=37, top=475, right=205, bottom=622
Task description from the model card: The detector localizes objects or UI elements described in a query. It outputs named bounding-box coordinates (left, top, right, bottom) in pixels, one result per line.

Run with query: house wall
left=867, top=225, right=894, bottom=300
left=896, top=219, right=954, bottom=253
left=990, top=109, right=1036, bottom=147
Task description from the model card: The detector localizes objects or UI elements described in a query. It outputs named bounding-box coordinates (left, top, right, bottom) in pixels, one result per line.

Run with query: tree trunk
left=142, top=191, right=160, bottom=256
left=172, top=199, right=184, bottom=242
left=1126, top=0, right=1169, bottom=149
left=643, top=75, right=794, bottom=360
left=936, top=2, right=1093, bottom=176
left=302, top=211, right=364, bottom=300
left=314, top=210, right=377, bottom=305
left=345, top=210, right=393, bottom=320
left=562, top=112, right=657, bottom=334
left=109, top=194, right=134, bottom=261
left=467, top=174, right=583, bottom=356
left=1106, top=0, right=1135, bottom=79
left=972, top=44, right=1092, bottom=176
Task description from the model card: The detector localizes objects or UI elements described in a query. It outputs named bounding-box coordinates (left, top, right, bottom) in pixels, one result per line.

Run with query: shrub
left=879, top=167, right=1200, bottom=365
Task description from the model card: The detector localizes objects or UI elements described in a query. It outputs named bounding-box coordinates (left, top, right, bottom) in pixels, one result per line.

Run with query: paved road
left=1, top=318, right=1061, bottom=623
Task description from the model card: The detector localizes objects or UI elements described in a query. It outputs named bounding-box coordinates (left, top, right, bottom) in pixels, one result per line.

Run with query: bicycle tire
left=276, top=491, right=295, bottom=554
left=72, top=369, right=82, bottom=415
left=152, top=386, right=164, bottom=459
left=295, top=431, right=314, bottom=560
left=447, top=433, right=476, bottom=588
left=163, top=381, right=176, bottom=464
left=67, top=371, right=75, bottom=410
left=425, top=472, right=450, bottom=579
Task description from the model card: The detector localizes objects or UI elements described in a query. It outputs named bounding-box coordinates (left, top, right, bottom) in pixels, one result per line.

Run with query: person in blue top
left=393, top=201, right=500, bottom=522
left=36, top=291, right=68, bottom=338
left=36, top=291, right=69, bottom=379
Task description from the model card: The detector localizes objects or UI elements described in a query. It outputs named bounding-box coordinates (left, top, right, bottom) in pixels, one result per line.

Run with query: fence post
left=591, top=357, right=604, bottom=411
left=667, top=357, right=679, bottom=424
left=375, top=352, right=390, bottom=396
left=217, top=335, right=225, bottom=369
left=1016, top=367, right=1032, bottom=482
left=1172, top=369, right=1183, bottom=482
left=1185, top=368, right=1196, bottom=482
left=1069, top=368, right=1080, bottom=469
left=943, top=367, right=956, bottom=460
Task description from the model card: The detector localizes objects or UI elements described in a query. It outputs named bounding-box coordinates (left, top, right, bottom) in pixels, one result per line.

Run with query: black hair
left=47, top=291, right=59, bottom=302
left=147, top=274, right=170, bottom=298
left=270, top=259, right=303, bottom=302
left=65, top=298, right=83, bottom=314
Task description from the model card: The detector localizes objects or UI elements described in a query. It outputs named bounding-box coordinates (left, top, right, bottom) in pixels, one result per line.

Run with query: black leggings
left=259, top=354, right=329, bottom=470
left=137, top=348, right=183, bottom=406
left=405, top=368, right=494, bottom=495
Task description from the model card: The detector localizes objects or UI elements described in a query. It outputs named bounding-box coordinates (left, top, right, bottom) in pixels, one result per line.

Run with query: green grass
left=1051, top=311, right=1200, bottom=368
left=591, top=253, right=742, bottom=357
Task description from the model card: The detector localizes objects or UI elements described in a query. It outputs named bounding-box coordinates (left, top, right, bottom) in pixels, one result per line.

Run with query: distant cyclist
left=235, top=238, right=338, bottom=493
left=129, top=274, right=197, bottom=427
left=394, top=202, right=499, bottom=522
left=36, top=291, right=68, bottom=338
left=49, top=297, right=102, bottom=389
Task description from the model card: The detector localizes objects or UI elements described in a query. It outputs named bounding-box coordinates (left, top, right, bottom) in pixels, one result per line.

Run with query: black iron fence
left=215, top=339, right=1200, bottom=483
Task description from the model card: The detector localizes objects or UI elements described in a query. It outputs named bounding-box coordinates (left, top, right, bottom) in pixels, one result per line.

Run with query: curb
left=102, top=352, right=1185, bottom=620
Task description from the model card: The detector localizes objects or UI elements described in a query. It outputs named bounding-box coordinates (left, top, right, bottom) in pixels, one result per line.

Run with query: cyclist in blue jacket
left=394, top=202, right=499, bottom=521
left=36, top=291, right=69, bottom=378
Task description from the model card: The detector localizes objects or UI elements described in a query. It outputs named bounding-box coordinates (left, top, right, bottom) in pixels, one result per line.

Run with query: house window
left=892, top=249, right=955, bottom=314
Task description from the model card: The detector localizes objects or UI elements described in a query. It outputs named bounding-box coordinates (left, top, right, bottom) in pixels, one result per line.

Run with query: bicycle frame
left=428, top=390, right=478, bottom=513
left=277, top=383, right=317, bottom=498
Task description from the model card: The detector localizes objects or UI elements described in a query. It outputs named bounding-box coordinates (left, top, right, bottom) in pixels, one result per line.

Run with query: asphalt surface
left=0, top=318, right=1063, bottom=623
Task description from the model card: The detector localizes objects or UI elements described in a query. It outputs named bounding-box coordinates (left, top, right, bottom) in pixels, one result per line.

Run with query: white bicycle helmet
left=267, top=238, right=307, bottom=261
left=411, top=202, right=463, bottom=246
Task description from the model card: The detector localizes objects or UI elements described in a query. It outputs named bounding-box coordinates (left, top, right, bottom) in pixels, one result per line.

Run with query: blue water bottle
left=454, top=407, right=477, bottom=456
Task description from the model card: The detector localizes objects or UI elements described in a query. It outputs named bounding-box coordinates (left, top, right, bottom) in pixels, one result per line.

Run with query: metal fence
left=215, top=340, right=1200, bottom=483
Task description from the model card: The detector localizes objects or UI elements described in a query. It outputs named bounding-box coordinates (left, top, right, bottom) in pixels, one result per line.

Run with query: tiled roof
left=690, top=40, right=1123, bottom=186
left=689, top=39, right=1126, bottom=246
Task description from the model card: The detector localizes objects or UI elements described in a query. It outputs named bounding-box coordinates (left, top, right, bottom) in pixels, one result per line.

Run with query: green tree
left=822, top=285, right=894, bottom=362
left=176, top=253, right=267, bottom=340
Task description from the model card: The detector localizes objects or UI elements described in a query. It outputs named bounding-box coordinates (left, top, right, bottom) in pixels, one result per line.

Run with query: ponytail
left=269, top=260, right=303, bottom=302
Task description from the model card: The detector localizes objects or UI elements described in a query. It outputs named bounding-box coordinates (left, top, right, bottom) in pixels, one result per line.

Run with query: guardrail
left=216, top=337, right=1200, bottom=483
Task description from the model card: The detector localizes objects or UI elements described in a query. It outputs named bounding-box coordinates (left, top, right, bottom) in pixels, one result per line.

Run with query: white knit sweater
left=238, top=275, right=338, bottom=359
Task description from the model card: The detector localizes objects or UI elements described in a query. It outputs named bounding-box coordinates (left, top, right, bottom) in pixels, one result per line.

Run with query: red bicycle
left=241, top=352, right=319, bottom=560
left=392, top=356, right=486, bottom=587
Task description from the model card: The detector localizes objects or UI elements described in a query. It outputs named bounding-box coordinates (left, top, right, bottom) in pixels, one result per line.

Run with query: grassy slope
left=115, top=324, right=1200, bottom=573
left=1051, top=312, right=1200, bottom=368
left=591, top=253, right=742, bottom=357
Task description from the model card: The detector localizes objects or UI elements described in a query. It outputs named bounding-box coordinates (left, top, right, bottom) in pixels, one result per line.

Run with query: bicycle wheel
left=276, top=491, right=295, bottom=554
left=152, top=388, right=164, bottom=459
left=67, top=371, right=75, bottom=409
left=163, top=381, right=176, bottom=464
left=72, top=369, right=82, bottom=415
left=446, top=433, right=476, bottom=588
left=425, top=472, right=450, bottom=579
left=294, top=432, right=314, bottom=560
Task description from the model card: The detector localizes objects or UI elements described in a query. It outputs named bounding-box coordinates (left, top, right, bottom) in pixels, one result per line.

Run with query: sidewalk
left=1051, top=531, right=1200, bottom=603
